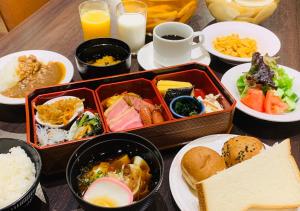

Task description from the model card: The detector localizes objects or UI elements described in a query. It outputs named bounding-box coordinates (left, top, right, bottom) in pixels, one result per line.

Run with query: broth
left=78, top=154, right=152, bottom=201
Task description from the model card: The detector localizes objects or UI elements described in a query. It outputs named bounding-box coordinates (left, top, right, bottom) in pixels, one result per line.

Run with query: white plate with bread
left=169, top=134, right=300, bottom=211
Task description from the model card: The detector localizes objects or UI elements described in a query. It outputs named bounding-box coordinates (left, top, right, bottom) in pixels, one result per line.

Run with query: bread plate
left=221, top=63, right=300, bottom=122
left=169, top=134, right=275, bottom=211
left=0, top=50, right=74, bottom=105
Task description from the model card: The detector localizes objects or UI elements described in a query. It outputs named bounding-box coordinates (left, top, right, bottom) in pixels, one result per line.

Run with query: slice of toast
left=196, top=139, right=300, bottom=211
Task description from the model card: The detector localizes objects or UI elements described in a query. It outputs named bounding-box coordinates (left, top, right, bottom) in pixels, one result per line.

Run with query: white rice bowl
left=0, top=146, right=36, bottom=209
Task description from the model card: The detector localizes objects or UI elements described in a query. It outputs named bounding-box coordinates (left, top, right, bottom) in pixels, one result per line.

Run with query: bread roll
left=181, top=146, right=226, bottom=190
left=222, top=136, right=264, bottom=167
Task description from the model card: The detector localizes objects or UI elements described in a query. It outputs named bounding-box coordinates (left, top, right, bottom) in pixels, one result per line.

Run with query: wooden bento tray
left=25, top=62, right=236, bottom=174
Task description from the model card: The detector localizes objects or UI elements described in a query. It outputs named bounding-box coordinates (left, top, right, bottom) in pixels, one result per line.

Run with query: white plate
left=0, top=50, right=74, bottom=105
left=169, top=134, right=238, bottom=211
left=221, top=63, right=300, bottom=122
left=169, top=134, right=298, bottom=211
left=137, top=41, right=211, bottom=70
left=201, top=21, right=281, bottom=64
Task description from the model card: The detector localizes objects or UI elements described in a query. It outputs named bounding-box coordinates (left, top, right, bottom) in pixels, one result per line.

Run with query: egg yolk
left=89, top=196, right=118, bottom=207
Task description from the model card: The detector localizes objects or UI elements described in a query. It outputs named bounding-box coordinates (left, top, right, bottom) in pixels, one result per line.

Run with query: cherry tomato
left=194, top=88, right=205, bottom=98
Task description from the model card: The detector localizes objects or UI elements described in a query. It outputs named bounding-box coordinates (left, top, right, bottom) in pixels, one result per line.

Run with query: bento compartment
left=95, top=78, right=172, bottom=132
left=153, top=69, right=231, bottom=116
left=31, top=88, right=105, bottom=149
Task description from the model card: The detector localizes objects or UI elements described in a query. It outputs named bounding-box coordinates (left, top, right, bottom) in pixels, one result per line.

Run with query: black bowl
left=66, top=133, right=164, bottom=211
left=0, top=138, right=42, bottom=211
left=75, top=38, right=131, bottom=80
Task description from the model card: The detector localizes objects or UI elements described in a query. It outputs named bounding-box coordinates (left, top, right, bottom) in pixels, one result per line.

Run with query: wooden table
left=0, top=0, right=300, bottom=210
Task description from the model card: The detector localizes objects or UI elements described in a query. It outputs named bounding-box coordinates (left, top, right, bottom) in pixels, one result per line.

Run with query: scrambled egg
left=213, top=34, right=257, bottom=58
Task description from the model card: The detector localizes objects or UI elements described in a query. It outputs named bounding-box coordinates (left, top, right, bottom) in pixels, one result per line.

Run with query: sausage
left=140, top=106, right=152, bottom=125
left=152, top=109, right=164, bottom=124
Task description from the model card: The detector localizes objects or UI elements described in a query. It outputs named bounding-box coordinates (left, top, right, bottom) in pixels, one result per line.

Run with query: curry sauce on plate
left=1, top=55, right=66, bottom=98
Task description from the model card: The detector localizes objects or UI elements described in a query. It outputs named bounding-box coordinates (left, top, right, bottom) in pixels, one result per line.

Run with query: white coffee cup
left=153, top=22, right=204, bottom=66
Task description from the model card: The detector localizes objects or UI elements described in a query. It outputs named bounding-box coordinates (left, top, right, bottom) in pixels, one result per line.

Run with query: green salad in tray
left=237, top=52, right=298, bottom=114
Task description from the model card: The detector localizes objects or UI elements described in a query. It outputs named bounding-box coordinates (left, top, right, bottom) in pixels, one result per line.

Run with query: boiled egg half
left=83, top=177, right=133, bottom=208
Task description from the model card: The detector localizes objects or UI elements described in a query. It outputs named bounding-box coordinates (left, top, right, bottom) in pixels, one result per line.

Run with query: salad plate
left=221, top=60, right=300, bottom=122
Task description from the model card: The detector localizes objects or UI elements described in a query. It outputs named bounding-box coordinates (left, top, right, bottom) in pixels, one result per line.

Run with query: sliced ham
left=123, top=94, right=155, bottom=112
left=104, top=97, right=130, bottom=122
left=108, top=107, right=132, bottom=125
left=109, top=107, right=143, bottom=132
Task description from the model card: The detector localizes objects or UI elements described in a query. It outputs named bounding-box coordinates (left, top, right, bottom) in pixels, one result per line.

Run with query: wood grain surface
left=0, top=0, right=300, bottom=210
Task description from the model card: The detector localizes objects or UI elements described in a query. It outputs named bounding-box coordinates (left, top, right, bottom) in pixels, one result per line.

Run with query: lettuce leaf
left=272, top=66, right=298, bottom=111
left=237, top=74, right=248, bottom=97
left=273, top=66, right=293, bottom=90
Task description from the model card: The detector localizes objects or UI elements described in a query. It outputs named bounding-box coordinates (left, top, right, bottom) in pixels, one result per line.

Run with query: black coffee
left=161, top=35, right=185, bottom=40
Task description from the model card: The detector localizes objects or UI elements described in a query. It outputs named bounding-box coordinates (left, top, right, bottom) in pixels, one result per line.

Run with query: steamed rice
left=0, top=146, right=36, bottom=209
left=0, top=58, right=19, bottom=92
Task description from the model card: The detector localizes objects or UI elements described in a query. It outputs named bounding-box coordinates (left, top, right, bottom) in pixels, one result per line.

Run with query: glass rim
left=116, top=0, right=147, bottom=13
left=79, top=0, right=109, bottom=12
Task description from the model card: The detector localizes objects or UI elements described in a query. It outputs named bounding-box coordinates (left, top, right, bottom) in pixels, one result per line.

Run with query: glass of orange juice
left=79, top=0, right=111, bottom=40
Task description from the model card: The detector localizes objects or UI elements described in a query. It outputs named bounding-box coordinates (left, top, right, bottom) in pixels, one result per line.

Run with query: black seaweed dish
left=66, top=133, right=164, bottom=211
left=0, top=138, right=42, bottom=211
left=75, top=38, right=131, bottom=80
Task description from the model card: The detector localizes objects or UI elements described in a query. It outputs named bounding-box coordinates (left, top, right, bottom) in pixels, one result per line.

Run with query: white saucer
left=137, top=41, right=211, bottom=70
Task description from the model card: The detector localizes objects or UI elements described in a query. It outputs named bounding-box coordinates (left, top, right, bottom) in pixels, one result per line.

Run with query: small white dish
left=137, top=41, right=211, bottom=70
left=201, top=21, right=281, bottom=64
left=0, top=50, right=74, bottom=105
left=35, top=96, right=84, bottom=128
left=169, top=134, right=274, bottom=211
left=221, top=63, right=300, bottom=122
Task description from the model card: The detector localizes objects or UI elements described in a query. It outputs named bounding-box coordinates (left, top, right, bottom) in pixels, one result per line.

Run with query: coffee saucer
left=137, top=41, right=211, bottom=70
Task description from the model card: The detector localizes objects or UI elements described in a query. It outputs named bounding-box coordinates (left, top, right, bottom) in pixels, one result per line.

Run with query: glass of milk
left=116, top=0, right=147, bottom=54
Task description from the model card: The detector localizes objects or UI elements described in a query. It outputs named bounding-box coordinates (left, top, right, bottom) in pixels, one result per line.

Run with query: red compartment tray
left=95, top=78, right=172, bottom=132
left=30, top=88, right=104, bottom=174
left=25, top=62, right=236, bottom=175
left=153, top=69, right=232, bottom=114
